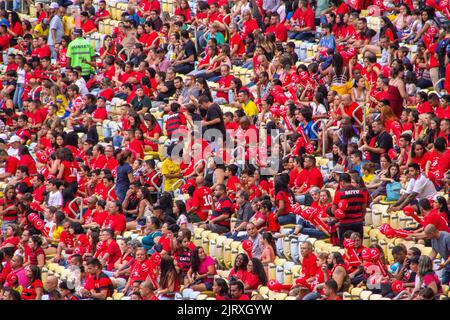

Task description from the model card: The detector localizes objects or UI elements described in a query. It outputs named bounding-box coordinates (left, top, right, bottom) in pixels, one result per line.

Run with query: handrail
left=151, top=172, right=162, bottom=193
left=69, top=197, right=84, bottom=220
left=171, top=179, right=186, bottom=192
left=107, top=186, right=116, bottom=201
left=352, top=104, right=364, bottom=128
left=194, top=158, right=207, bottom=177
left=311, top=119, right=328, bottom=157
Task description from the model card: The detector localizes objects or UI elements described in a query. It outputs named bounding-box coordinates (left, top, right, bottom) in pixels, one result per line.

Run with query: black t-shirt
left=131, top=95, right=152, bottom=112
left=205, top=103, right=225, bottom=136
left=370, top=131, right=393, bottom=164
left=181, top=40, right=197, bottom=65
left=156, top=80, right=175, bottom=102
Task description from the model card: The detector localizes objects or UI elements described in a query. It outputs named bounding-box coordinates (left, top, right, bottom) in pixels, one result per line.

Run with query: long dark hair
left=159, top=255, right=178, bottom=289
left=380, top=16, right=398, bottom=40
left=436, top=196, right=450, bottom=221
left=191, top=247, right=205, bottom=273
left=332, top=53, right=345, bottom=76
left=214, top=278, right=229, bottom=298
left=196, top=77, right=213, bottom=101
left=27, top=265, right=42, bottom=283
left=262, top=232, right=276, bottom=256
left=233, top=253, right=249, bottom=272
left=250, top=258, right=268, bottom=285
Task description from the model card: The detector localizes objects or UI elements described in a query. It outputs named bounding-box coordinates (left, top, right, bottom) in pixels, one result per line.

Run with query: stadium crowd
left=0, top=0, right=449, bottom=301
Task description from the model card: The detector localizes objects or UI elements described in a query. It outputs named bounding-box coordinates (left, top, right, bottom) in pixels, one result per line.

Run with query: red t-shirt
left=230, top=33, right=245, bottom=56
left=104, top=240, right=121, bottom=271
left=301, top=253, right=318, bottom=277
left=82, top=19, right=97, bottom=34
left=102, top=214, right=127, bottom=235
left=191, top=186, right=213, bottom=221
left=275, top=190, right=292, bottom=216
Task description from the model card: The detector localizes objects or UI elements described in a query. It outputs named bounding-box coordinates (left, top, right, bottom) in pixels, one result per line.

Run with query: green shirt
left=66, top=37, right=95, bottom=76
left=207, top=32, right=225, bottom=45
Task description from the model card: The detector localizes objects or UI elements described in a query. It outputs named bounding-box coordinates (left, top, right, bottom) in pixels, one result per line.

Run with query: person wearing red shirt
left=188, top=176, right=213, bottom=222
left=425, top=137, right=450, bottom=187
left=94, top=0, right=110, bottom=23
left=102, top=201, right=127, bottom=236
left=92, top=96, right=108, bottom=123
left=436, top=95, right=450, bottom=120
left=140, top=280, right=159, bottom=300
left=91, top=145, right=108, bottom=170
left=298, top=242, right=319, bottom=282
left=288, top=0, right=316, bottom=40
left=104, top=145, right=119, bottom=176
left=98, top=228, right=122, bottom=271
left=80, top=12, right=98, bottom=35
left=229, top=281, right=250, bottom=300
left=241, top=10, right=259, bottom=39
left=0, top=150, right=18, bottom=181
left=229, top=23, right=245, bottom=59
left=211, top=65, right=234, bottom=104
left=274, top=176, right=294, bottom=225
left=323, top=279, right=343, bottom=300
left=81, top=257, right=114, bottom=300
left=295, top=155, right=324, bottom=196
left=265, top=13, right=288, bottom=42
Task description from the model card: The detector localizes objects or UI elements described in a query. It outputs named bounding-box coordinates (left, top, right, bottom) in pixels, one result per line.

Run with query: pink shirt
left=198, top=256, right=216, bottom=284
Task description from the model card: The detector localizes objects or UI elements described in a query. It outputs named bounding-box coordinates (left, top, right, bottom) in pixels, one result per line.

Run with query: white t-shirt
left=406, top=174, right=437, bottom=200
left=176, top=214, right=193, bottom=232
left=47, top=191, right=63, bottom=207
left=310, top=102, right=327, bottom=116
left=75, top=78, right=89, bottom=96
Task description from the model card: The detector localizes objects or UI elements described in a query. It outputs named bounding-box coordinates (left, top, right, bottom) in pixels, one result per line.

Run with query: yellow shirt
left=34, top=24, right=49, bottom=37
left=62, top=15, right=75, bottom=36
left=362, top=173, right=375, bottom=185
left=51, top=225, right=64, bottom=245
left=242, top=100, right=258, bottom=117
left=161, top=158, right=181, bottom=192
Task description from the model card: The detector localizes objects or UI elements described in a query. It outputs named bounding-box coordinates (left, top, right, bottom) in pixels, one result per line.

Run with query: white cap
left=50, top=2, right=59, bottom=9
left=8, top=136, right=21, bottom=144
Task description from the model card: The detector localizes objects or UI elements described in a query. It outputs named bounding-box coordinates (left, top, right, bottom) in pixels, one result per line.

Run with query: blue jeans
left=441, top=265, right=450, bottom=286
left=224, top=231, right=248, bottom=241
left=295, top=217, right=328, bottom=239
left=13, top=83, right=24, bottom=111
left=288, top=31, right=315, bottom=41
left=278, top=213, right=296, bottom=225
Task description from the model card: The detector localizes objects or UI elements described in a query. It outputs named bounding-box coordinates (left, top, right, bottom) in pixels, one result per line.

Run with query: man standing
left=199, top=96, right=226, bottom=149
left=361, top=120, right=393, bottom=167
left=48, top=2, right=64, bottom=60
left=66, top=28, right=95, bottom=81
left=332, top=173, right=368, bottom=244
left=424, top=225, right=450, bottom=285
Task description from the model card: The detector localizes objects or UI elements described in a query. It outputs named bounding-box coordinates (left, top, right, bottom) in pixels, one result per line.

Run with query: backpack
left=386, top=181, right=402, bottom=202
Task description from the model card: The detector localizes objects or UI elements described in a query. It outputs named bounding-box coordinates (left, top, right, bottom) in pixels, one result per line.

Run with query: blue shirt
left=116, top=163, right=132, bottom=191
left=319, top=35, right=336, bottom=51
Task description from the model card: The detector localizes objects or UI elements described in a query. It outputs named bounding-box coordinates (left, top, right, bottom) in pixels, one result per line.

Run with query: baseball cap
left=50, top=2, right=59, bottom=9
left=72, top=28, right=82, bottom=35
left=8, top=136, right=21, bottom=144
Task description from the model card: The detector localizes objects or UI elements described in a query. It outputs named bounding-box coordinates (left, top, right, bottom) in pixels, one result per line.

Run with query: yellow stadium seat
left=196, top=294, right=208, bottom=300
left=259, top=286, right=269, bottom=296
left=230, top=241, right=241, bottom=250
left=194, top=233, right=202, bottom=247
left=275, top=293, right=287, bottom=300
left=343, top=292, right=353, bottom=300
left=230, top=248, right=238, bottom=268
left=274, top=258, right=286, bottom=267
left=208, top=232, right=219, bottom=241
left=284, top=270, right=293, bottom=285
left=369, top=294, right=383, bottom=300
left=202, top=237, right=210, bottom=255
left=351, top=287, right=363, bottom=299
left=113, top=292, right=124, bottom=300
left=285, top=296, right=297, bottom=300
left=291, top=265, right=302, bottom=276
left=268, top=263, right=276, bottom=280
left=360, top=290, right=372, bottom=300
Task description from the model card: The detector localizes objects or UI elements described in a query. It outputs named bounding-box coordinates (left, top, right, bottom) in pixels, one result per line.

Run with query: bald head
left=45, top=276, right=59, bottom=291
left=424, top=224, right=439, bottom=239
left=196, top=175, right=204, bottom=186
left=342, top=94, right=352, bottom=105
